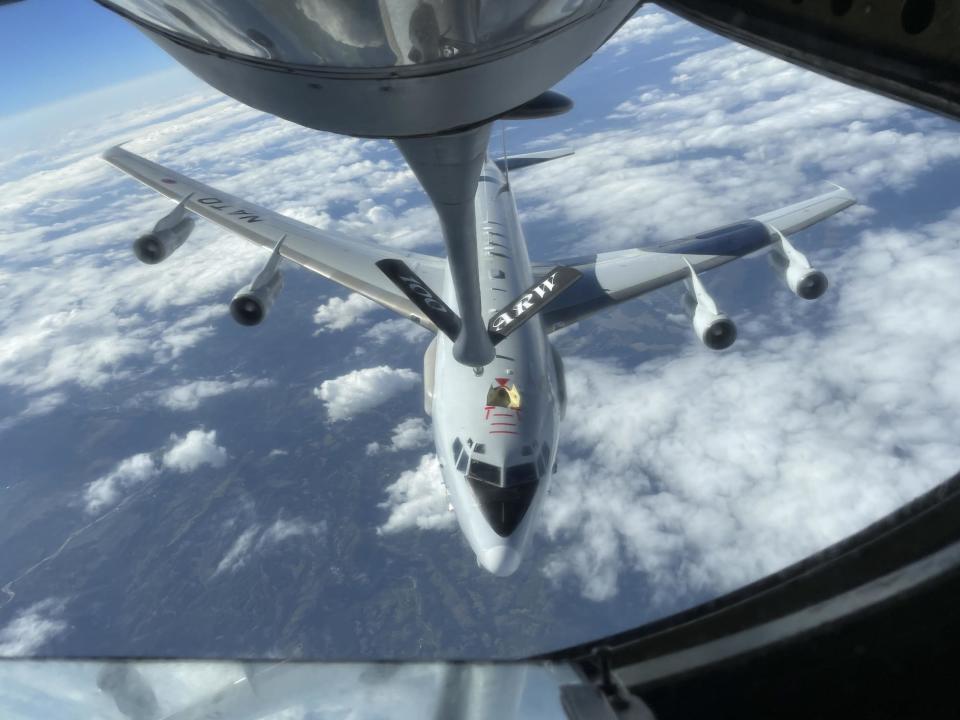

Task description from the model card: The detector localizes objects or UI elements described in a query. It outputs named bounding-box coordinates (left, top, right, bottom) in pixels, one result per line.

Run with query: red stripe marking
left=490, top=430, right=519, bottom=435
left=491, top=422, right=516, bottom=427
left=493, top=413, right=514, bottom=417
left=496, top=377, right=508, bottom=386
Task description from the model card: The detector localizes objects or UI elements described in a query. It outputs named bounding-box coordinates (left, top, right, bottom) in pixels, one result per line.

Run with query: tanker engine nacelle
left=229, top=236, right=285, bottom=326
left=133, top=195, right=196, bottom=264
left=768, top=228, right=829, bottom=300
left=681, top=259, right=737, bottom=351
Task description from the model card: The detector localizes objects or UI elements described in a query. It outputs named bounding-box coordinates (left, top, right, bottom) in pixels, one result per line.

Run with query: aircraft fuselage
left=431, top=158, right=562, bottom=576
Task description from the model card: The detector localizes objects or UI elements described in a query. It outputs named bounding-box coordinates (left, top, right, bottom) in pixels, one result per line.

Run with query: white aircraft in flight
left=97, top=0, right=855, bottom=575
left=104, top=138, right=853, bottom=575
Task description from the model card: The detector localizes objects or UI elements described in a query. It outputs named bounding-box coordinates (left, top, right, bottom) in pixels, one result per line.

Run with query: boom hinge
left=560, top=647, right=658, bottom=720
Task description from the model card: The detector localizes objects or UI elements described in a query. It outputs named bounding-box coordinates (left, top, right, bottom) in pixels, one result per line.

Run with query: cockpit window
left=505, top=463, right=538, bottom=486
left=486, top=381, right=521, bottom=409
left=457, top=451, right=469, bottom=473
left=473, top=443, right=486, bottom=455
left=452, top=438, right=463, bottom=458
left=468, top=459, right=501, bottom=486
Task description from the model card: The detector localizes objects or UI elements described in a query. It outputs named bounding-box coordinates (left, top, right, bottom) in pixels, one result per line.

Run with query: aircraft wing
left=531, top=186, right=856, bottom=331
left=102, top=146, right=446, bottom=330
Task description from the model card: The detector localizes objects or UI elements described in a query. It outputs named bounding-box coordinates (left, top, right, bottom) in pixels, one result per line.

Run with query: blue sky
left=0, top=0, right=174, bottom=116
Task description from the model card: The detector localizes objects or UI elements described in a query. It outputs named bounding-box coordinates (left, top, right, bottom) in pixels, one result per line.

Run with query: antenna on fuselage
left=500, top=122, right=510, bottom=188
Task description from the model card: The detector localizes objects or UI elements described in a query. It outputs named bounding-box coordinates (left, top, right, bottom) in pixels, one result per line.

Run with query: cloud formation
left=378, top=454, right=455, bottom=534
left=162, top=429, right=229, bottom=472
left=313, top=293, right=380, bottom=331
left=152, top=377, right=272, bottom=411
left=83, top=428, right=228, bottom=513
left=366, top=417, right=432, bottom=455
left=83, top=453, right=159, bottom=515
left=539, top=209, right=960, bottom=602
left=213, top=526, right=261, bottom=576
left=0, top=82, right=435, bottom=421
left=514, top=43, right=960, bottom=257
left=362, top=318, right=431, bottom=345
left=0, top=599, right=67, bottom=656
left=213, top=516, right=325, bottom=576
left=314, top=366, right=419, bottom=422
left=601, top=10, right=687, bottom=55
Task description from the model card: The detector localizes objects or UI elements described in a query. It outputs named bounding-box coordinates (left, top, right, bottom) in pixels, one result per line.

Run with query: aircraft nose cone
left=478, top=546, right=522, bottom=577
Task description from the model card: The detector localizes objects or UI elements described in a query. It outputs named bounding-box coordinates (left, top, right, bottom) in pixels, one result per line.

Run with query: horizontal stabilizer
left=376, top=259, right=461, bottom=342
left=494, top=148, right=574, bottom=173
left=488, top=266, right=582, bottom=344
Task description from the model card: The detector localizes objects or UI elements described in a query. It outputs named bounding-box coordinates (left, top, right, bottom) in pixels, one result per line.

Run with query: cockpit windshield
left=467, top=459, right=502, bottom=486
left=504, top=462, right=538, bottom=486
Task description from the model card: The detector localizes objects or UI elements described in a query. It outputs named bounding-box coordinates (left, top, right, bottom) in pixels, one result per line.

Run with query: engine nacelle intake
left=230, top=235, right=287, bottom=326
left=230, top=270, right=283, bottom=326
left=133, top=196, right=196, bottom=264
left=681, top=259, right=737, bottom=351
left=133, top=217, right=195, bottom=264
left=682, top=291, right=738, bottom=351
left=768, top=229, right=829, bottom=300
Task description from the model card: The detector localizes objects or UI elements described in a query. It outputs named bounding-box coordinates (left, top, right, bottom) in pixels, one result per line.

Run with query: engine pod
left=230, top=270, right=283, bottom=326
left=133, top=216, right=195, bottom=264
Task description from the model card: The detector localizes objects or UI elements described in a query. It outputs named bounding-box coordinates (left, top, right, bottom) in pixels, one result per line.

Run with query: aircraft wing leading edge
left=102, top=146, right=446, bottom=330
left=533, top=186, right=856, bottom=330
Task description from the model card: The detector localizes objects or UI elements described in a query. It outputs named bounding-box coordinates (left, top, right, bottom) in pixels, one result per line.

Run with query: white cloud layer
left=83, top=428, right=228, bottom=513
left=362, top=318, right=431, bottom=345
left=0, top=599, right=67, bottom=656
left=515, top=43, right=960, bottom=256
left=602, top=10, right=687, bottom=54
left=83, top=453, right=159, bottom=515
left=313, top=293, right=380, bottom=331
left=152, top=377, right=272, bottom=411
left=314, top=366, right=418, bottom=422
left=0, top=84, right=435, bottom=417
left=378, top=454, right=455, bottom=534
left=213, top=526, right=260, bottom=576
left=539, top=209, right=960, bottom=602
left=366, top=417, right=432, bottom=455
left=162, top=429, right=228, bottom=472
left=213, top=516, right=325, bottom=576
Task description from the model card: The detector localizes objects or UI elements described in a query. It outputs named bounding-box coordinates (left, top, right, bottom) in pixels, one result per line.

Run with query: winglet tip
left=101, top=140, right=134, bottom=160
left=827, top=181, right=857, bottom=204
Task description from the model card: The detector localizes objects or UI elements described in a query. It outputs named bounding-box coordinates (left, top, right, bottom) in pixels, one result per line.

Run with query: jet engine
left=681, top=260, right=737, bottom=351
left=229, top=237, right=285, bottom=326
left=768, top=229, right=829, bottom=300
left=133, top=196, right=196, bottom=264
